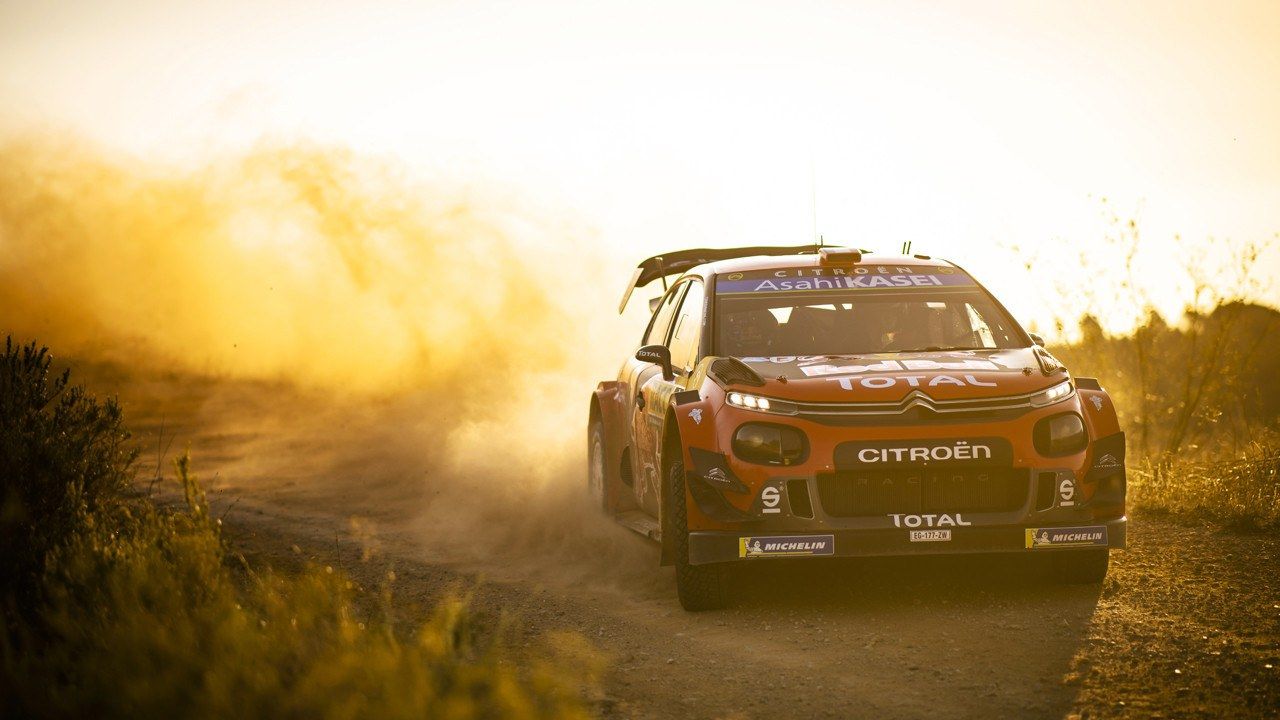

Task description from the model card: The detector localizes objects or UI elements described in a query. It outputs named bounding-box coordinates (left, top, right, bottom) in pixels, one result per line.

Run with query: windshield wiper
left=918, top=345, right=987, bottom=352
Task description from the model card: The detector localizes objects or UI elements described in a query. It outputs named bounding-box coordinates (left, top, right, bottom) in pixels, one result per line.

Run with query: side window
left=667, top=280, right=706, bottom=373
left=643, top=283, right=687, bottom=346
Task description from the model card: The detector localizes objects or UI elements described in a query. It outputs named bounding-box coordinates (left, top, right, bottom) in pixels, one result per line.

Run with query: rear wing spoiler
left=617, top=244, right=824, bottom=313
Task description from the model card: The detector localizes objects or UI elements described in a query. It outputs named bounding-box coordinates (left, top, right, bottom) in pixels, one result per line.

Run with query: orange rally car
left=588, top=245, right=1127, bottom=610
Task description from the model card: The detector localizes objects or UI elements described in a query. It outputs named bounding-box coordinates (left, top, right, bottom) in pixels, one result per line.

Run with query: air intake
left=1035, top=472, right=1057, bottom=511
left=787, top=479, right=814, bottom=518
left=709, top=357, right=766, bottom=387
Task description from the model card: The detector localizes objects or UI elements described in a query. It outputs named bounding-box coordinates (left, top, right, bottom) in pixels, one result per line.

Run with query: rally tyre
left=669, top=458, right=730, bottom=611
left=1054, top=548, right=1110, bottom=584
left=587, top=419, right=608, bottom=512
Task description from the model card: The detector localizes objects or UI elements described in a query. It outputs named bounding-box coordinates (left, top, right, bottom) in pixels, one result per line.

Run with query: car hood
left=735, top=348, right=1063, bottom=403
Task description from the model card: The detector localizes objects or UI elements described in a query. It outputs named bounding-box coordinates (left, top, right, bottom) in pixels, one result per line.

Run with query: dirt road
left=92, top=363, right=1279, bottom=719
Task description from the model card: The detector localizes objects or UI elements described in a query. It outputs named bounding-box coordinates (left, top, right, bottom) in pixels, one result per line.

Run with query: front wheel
left=1053, top=549, right=1110, bottom=584
left=669, top=458, right=730, bottom=611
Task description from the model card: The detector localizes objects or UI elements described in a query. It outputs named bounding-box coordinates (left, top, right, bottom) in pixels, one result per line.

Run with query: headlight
left=727, top=391, right=770, bottom=411
left=726, top=392, right=798, bottom=415
left=1030, top=380, right=1074, bottom=407
left=1034, top=412, right=1087, bottom=456
left=733, top=423, right=808, bottom=466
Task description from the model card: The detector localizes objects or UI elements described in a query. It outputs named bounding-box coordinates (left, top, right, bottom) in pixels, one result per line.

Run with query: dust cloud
left=0, top=135, right=660, bottom=590
left=0, top=136, right=610, bottom=389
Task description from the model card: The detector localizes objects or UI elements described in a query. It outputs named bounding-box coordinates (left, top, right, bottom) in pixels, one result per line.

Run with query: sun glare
left=1, top=0, right=1277, bottom=336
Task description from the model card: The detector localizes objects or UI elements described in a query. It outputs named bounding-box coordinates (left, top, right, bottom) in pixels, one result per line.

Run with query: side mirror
left=635, top=344, right=674, bottom=381
left=648, top=296, right=662, bottom=313
left=1029, top=332, right=1046, bottom=347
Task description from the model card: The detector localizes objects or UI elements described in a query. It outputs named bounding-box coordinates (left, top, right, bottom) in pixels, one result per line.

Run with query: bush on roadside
left=0, top=338, right=598, bottom=719
left=1130, top=439, right=1280, bottom=532
left=1052, top=305, right=1280, bottom=531
left=0, top=337, right=136, bottom=618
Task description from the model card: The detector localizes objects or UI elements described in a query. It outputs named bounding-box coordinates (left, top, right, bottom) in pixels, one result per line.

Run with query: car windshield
left=714, top=266, right=1026, bottom=357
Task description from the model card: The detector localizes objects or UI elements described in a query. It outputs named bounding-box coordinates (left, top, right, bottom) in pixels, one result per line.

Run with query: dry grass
left=1, top=338, right=599, bottom=719
left=1130, top=441, right=1280, bottom=531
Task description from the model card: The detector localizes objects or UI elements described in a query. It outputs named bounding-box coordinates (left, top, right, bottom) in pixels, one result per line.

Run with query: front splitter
left=687, top=517, right=1127, bottom=565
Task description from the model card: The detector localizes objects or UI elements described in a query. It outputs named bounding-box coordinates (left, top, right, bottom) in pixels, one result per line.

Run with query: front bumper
left=687, top=516, right=1127, bottom=565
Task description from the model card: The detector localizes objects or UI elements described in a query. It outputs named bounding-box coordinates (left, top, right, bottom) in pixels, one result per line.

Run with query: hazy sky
left=2, top=0, right=1278, bottom=331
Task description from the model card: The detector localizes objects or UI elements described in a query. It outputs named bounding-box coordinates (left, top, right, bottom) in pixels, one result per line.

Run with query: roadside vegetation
left=1127, top=439, right=1280, bottom=530
left=1023, top=221, right=1280, bottom=531
left=0, top=338, right=598, bottom=719
left=1056, top=305, right=1280, bottom=531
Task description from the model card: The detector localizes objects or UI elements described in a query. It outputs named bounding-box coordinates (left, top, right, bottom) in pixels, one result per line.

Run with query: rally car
left=588, top=245, right=1126, bottom=610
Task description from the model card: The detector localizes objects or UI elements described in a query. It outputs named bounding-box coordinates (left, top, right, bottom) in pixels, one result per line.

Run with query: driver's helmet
left=883, top=302, right=934, bottom=350
left=725, top=309, right=779, bottom=356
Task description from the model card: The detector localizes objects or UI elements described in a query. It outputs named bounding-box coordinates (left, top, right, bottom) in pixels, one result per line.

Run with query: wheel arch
left=659, top=390, right=719, bottom=565
left=659, top=406, right=684, bottom=566
left=591, top=381, right=629, bottom=512
left=1076, top=379, right=1122, bottom=440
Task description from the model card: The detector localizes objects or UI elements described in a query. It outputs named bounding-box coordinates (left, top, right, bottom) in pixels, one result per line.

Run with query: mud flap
left=592, top=381, right=627, bottom=511
left=1073, top=382, right=1127, bottom=521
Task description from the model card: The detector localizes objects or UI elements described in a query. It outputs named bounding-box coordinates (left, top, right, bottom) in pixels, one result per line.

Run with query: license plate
left=910, top=529, right=951, bottom=542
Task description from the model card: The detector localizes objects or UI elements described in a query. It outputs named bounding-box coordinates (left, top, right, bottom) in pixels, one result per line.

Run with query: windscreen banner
left=716, top=266, right=975, bottom=294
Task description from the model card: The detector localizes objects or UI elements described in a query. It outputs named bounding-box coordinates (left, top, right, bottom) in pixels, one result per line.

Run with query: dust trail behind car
left=0, top=135, right=661, bottom=591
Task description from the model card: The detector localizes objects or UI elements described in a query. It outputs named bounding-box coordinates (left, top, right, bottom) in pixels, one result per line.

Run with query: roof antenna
left=901, top=241, right=912, bottom=255
left=809, top=153, right=819, bottom=246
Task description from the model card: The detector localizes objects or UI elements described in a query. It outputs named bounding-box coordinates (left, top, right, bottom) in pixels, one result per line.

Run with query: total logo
left=636, top=347, right=665, bottom=364
left=801, top=358, right=1011, bottom=378
left=888, top=513, right=972, bottom=528
left=828, top=374, right=997, bottom=390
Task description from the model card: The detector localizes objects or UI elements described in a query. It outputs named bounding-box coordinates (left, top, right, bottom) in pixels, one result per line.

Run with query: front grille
left=793, top=390, right=1036, bottom=416
left=758, top=388, right=1069, bottom=427
left=797, top=406, right=1029, bottom=427
left=816, top=467, right=1028, bottom=517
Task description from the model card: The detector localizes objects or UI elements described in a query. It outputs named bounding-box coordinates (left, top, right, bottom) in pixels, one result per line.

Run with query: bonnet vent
left=709, top=357, right=766, bottom=387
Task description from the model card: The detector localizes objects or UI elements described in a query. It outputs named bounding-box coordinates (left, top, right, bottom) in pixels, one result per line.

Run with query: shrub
left=0, top=337, right=136, bottom=617
left=1054, top=303, right=1280, bottom=460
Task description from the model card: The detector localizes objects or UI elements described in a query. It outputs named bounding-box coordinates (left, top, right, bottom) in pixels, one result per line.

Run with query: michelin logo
left=739, top=535, right=835, bottom=558
left=1025, top=525, right=1108, bottom=549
